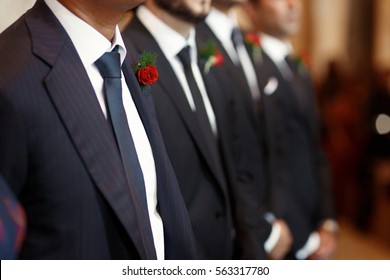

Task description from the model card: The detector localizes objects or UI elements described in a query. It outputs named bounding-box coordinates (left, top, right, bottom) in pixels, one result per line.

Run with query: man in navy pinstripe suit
left=0, top=0, right=197, bottom=259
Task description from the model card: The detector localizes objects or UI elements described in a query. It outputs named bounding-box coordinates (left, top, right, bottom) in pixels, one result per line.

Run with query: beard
left=155, top=0, right=208, bottom=24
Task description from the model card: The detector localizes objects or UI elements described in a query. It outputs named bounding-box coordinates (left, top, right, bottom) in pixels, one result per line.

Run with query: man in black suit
left=122, top=0, right=277, bottom=259
left=196, top=0, right=293, bottom=259
left=245, top=0, right=338, bottom=259
left=0, top=0, right=197, bottom=259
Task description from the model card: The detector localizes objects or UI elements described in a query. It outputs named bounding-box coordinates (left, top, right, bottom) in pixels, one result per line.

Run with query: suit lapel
left=26, top=1, right=155, bottom=259
left=256, top=52, right=315, bottom=139
left=124, top=17, right=227, bottom=189
left=196, top=23, right=262, bottom=136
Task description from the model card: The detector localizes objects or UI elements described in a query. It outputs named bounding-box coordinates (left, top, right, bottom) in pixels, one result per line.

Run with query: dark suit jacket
left=196, top=22, right=272, bottom=259
left=250, top=47, right=336, bottom=253
left=123, top=15, right=274, bottom=259
left=122, top=16, right=237, bottom=259
left=0, top=0, right=197, bottom=260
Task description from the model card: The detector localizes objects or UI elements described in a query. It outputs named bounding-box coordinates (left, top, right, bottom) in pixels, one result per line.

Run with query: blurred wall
left=0, top=0, right=35, bottom=33
left=373, top=0, right=390, bottom=70
left=309, top=0, right=351, bottom=80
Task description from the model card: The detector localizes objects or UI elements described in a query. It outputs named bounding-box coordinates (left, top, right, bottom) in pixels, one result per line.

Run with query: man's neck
left=59, top=0, right=123, bottom=41
left=145, top=2, right=193, bottom=39
left=212, top=3, right=233, bottom=14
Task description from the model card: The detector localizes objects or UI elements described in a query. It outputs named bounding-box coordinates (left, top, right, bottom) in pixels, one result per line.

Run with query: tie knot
left=95, top=46, right=122, bottom=79
left=177, top=46, right=192, bottom=69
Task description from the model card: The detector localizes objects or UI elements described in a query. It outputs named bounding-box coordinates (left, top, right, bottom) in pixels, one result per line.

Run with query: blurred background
left=1, top=0, right=390, bottom=259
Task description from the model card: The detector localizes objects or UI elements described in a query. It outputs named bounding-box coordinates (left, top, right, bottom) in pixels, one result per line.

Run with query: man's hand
left=309, top=226, right=338, bottom=260
left=268, top=219, right=293, bottom=259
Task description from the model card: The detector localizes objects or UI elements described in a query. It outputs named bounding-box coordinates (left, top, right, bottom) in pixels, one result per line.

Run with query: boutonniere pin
left=244, top=33, right=262, bottom=64
left=133, top=51, right=159, bottom=89
left=199, top=40, right=224, bottom=74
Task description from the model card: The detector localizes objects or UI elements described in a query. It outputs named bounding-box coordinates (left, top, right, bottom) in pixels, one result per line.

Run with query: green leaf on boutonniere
left=199, top=40, right=224, bottom=74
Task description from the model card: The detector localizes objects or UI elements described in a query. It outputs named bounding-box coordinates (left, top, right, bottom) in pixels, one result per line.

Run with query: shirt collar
left=136, top=5, right=197, bottom=62
left=205, top=7, right=236, bottom=44
left=44, top=0, right=127, bottom=66
left=260, top=33, right=293, bottom=64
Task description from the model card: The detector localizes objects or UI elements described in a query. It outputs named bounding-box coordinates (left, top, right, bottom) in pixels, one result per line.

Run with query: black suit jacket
left=251, top=47, right=336, bottom=253
left=196, top=22, right=272, bottom=259
left=122, top=16, right=237, bottom=259
left=0, top=0, right=197, bottom=260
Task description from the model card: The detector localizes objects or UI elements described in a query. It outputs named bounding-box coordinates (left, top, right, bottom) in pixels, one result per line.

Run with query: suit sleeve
left=308, top=78, right=337, bottom=224
left=317, top=147, right=337, bottom=222
left=222, top=74, right=273, bottom=259
left=0, top=93, right=27, bottom=195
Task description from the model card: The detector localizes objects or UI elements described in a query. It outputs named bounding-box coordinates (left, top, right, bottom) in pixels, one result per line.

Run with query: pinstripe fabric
left=0, top=0, right=196, bottom=259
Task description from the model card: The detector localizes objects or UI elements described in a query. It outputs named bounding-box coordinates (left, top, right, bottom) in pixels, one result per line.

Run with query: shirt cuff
left=264, top=219, right=281, bottom=253
left=295, top=232, right=321, bottom=260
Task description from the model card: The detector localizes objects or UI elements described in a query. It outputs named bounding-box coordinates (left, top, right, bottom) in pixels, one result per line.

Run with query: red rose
left=245, top=33, right=261, bottom=47
left=137, top=65, right=159, bottom=86
left=214, top=53, right=224, bottom=67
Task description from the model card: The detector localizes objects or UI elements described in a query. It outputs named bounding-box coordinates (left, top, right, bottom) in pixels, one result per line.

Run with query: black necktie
left=285, top=55, right=299, bottom=76
left=231, top=28, right=249, bottom=73
left=95, top=47, right=149, bottom=213
left=177, top=46, right=216, bottom=139
left=285, top=55, right=307, bottom=109
left=177, top=46, right=221, bottom=164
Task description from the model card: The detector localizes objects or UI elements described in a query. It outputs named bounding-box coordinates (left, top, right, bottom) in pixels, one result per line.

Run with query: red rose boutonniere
left=199, top=40, right=224, bottom=74
left=244, top=33, right=262, bottom=63
left=133, top=51, right=159, bottom=89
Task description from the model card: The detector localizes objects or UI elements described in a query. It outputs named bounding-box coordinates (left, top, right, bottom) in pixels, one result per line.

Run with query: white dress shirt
left=137, top=5, right=218, bottom=136
left=44, top=0, right=165, bottom=259
left=206, top=8, right=261, bottom=101
left=259, top=33, right=295, bottom=80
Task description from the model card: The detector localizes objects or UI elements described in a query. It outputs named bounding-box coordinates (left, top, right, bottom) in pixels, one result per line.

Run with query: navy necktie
left=231, top=27, right=244, bottom=50
left=95, top=47, right=149, bottom=213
